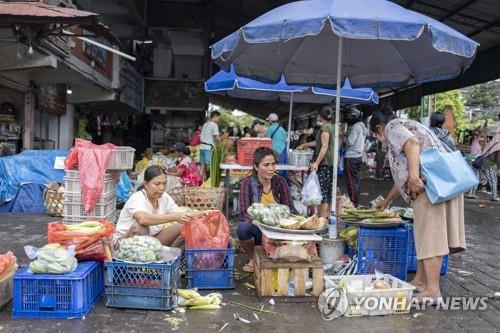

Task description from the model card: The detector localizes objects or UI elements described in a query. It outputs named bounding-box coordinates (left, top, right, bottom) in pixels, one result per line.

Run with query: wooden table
left=219, top=163, right=309, bottom=218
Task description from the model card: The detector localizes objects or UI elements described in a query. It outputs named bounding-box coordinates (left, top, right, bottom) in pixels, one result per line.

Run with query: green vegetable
left=115, top=236, right=164, bottom=263
left=247, top=203, right=290, bottom=226
left=28, top=243, right=77, bottom=274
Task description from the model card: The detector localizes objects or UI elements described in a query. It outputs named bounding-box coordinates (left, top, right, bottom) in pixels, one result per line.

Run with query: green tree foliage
left=463, top=81, right=500, bottom=110
left=403, top=90, right=467, bottom=130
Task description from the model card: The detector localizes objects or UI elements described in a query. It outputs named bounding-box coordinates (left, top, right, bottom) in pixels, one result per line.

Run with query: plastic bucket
left=320, top=238, right=345, bottom=264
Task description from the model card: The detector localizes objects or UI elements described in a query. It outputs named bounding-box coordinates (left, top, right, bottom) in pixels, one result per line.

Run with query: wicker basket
left=43, top=185, right=64, bottom=217
left=167, top=187, right=187, bottom=207
left=184, top=187, right=225, bottom=211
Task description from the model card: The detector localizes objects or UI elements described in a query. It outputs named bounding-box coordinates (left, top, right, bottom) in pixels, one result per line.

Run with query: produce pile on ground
left=248, top=203, right=326, bottom=231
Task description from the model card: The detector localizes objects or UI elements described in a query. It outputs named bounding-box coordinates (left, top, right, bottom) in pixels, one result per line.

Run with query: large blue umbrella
left=210, top=0, right=479, bottom=212
left=205, top=65, right=378, bottom=151
left=205, top=65, right=379, bottom=105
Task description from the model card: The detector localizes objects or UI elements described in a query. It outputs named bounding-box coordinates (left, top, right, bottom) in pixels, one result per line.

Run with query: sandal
left=243, top=263, right=254, bottom=273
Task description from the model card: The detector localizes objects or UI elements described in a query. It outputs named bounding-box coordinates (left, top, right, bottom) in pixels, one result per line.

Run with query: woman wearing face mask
left=165, top=142, right=202, bottom=187
left=370, top=107, right=465, bottom=303
left=237, top=147, right=296, bottom=272
left=113, top=165, right=198, bottom=248
left=297, top=105, right=334, bottom=217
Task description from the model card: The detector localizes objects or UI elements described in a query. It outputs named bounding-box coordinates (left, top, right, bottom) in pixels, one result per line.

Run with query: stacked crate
left=63, top=170, right=118, bottom=223
left=62, top=147, right=135, bottom=224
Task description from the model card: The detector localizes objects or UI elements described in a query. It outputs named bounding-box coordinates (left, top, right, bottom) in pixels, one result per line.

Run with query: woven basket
left=168, top=186, right=187, bottom=207
left=184, top=187, right=225, bottom=211
left=43, top=185, right=64, bottom=217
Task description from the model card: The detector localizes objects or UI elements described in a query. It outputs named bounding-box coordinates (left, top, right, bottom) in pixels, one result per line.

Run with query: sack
left=25, top=243, right=78, bottom=274
left=181, top=210, right=229, bottom=249
left=420, top=147, right=478, bottom=204
left=301, top=172, right=322, bottom=206
left=0, top=251, right=16, bottom=277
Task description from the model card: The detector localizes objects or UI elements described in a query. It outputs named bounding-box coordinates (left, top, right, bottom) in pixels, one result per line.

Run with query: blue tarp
left=0, top=183, right=47, bottom=213
left=0, top=150, right=67, bottom=207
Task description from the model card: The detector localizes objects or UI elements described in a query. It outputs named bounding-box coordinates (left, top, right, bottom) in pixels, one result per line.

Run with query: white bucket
left=320, top=239, right=345, bottom=264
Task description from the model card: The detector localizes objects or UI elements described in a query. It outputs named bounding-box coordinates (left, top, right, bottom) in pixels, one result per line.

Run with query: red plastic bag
left=64, top=138, right=116, bottom=212
left=0, top=251, right=16, bottom=277
left=47, top=220, right=116, bottom=261
left=181, top=210, right=229, bottom=249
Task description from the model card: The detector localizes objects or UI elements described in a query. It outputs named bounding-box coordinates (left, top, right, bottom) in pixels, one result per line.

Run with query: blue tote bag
left=420, top=144, right=478, bottom=205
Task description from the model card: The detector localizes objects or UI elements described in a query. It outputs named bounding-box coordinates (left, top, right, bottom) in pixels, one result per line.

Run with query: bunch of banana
left=177, top=289, right=222, bottom=310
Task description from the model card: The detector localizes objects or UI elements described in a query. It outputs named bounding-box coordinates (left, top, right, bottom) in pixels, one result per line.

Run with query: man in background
left=266, top=113, right=287, bottom=156
left=200, top=111, right=221, bottom=180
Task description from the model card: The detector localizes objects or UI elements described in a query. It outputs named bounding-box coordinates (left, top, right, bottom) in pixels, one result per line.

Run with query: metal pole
left=331, top=37, right=343, bottom=214
left=286, top=92, right=294, bottom=154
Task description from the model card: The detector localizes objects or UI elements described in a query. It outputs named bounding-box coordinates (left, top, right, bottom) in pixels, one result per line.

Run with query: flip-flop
left=242, top=263, right=254, bottom=273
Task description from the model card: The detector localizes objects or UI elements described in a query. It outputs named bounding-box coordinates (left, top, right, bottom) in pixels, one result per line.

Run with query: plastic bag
left=301, top=172, right=322, bottom=206
left=0, top=251, right=16, bottom=277
left=114, top=236, right=180, bottom=263
left=47, top=220, right=115, bottom=261
left=181, top=211, right=229, bottom=249
left=262, top=236, right=317, bottom=262
left=116, top=171, right=133, bottom=202
left=25, top=243, right=77, bottom=274
left=64, top=138, right=117, bottom=212
left=247, top=203, right=291, bottom=226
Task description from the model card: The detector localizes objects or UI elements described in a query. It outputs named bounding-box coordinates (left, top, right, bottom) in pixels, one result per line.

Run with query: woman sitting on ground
left=113, top=165, right=197, bottom=248
left=237, top=147, right=296, bottom=272
left=165, top=142, right=203, bottom=187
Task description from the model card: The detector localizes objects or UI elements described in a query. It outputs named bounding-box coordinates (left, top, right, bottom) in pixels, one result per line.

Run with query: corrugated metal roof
left=0, top=1, right=97, bottom=24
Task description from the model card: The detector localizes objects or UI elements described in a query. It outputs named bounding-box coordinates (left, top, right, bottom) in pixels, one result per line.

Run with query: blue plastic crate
left=357, top=226, right=409, bottom=281
left=407, top=223, right=448, bottom=275
left=105, top=257, right=179, bottom=310
left=12, top=261, right=104, bottom=319
left=185, top=244, right=235, bottom=289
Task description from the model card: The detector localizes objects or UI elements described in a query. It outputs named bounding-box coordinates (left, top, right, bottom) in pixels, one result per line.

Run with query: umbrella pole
left=286, top=92, right=294, bottom=154
left=331, top=37, right=343, bottom=214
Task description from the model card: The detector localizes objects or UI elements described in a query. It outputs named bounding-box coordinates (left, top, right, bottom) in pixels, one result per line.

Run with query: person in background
left=297, top=105, right=334, bottom=217
left=243, top=127, right=251, bottom=137
left=248, top=119, right=266, bottom=137
left=466, top=130, right=485, bottom=199
left=343, top=108, right=368, bottom=207
left=189, top=123, right=202, bottom=147
left=165, top=143, right=202, bottom=187
left=135, top=148, right=153, bottom=175
left=200, top=111, right=221, bottom=180
left=266, top=113, right=288, bottom=156
left=371, top=108, right=465, bottom=302
left=480, top=134, right=500, bottom=202
left=430, top=112, right=458, bottom=151
left=291, top=133, right=308, bottom=149
left=113, top=166, right=198, bottom=248
left=442, top=105, right=457, bottom=139
left=238, top=147, right=296, bottom=272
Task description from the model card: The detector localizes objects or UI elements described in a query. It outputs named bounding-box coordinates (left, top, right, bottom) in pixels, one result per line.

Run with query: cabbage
left=247, top=203, right=290, bottom=226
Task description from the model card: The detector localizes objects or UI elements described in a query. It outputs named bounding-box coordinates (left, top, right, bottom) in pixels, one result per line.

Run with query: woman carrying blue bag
left=370, top=107, right=466, bottom=303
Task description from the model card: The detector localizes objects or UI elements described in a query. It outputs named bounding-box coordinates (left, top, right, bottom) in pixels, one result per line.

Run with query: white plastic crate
left=65, top=170, right=116, bottom=180
left=64, top=177, right=116, bottom=195
left=325, top=274, right=415, bottom=317
left=288, top=150, right=314, bottom=167
left=63, top=196, right=116, bottom=217
left=64, top=190, right=116, bottom=204
left=107, top=147, right=135, bottom=170
left=62, top=210, right=117, bottom=224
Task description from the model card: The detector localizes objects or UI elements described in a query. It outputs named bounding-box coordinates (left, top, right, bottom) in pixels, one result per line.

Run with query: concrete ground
left=0, top=179, right=499, bottom=333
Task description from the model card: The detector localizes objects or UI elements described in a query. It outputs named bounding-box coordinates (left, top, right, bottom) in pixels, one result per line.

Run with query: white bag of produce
left=114, top=235, right=180, bottom=263
left=247, top=203, right=291, bottom=226
left=301, top=172, right=322, bottom=206
left=25, top=243, right=77, bottom=274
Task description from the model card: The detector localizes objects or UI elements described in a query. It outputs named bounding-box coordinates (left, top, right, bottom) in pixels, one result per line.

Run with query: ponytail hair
left=369, top=106, right=395, bottom=133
